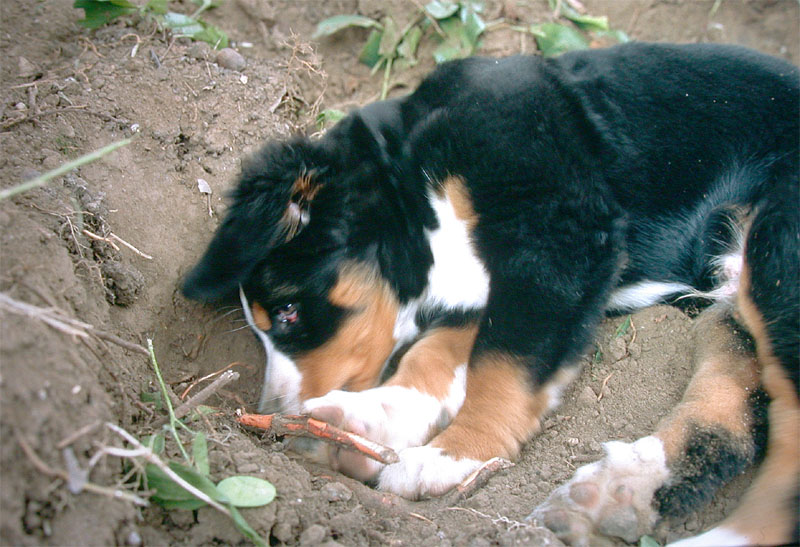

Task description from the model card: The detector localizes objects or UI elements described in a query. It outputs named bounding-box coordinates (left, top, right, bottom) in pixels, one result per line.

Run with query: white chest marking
left=424, top=193, right=490, bottom=309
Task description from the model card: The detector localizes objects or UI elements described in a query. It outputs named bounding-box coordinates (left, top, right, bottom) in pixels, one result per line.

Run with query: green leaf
left=162, top=12, right=204, bottom=35
left=594, top=28, right=630, bottom=44
left=145, top=0, right=168, bottom=15
left=531, top=22, right=588, bottom=57
left=146, top=462, right=228, bottom=506
left=160, top=12, right=228, bottom=48
left=192, top=432, right=210, bottom=476
left=217, top=476, right=276, bottom=508
left=312, top=14, right=382, bottom=39
left=433, top=16, right=474, bottom=63
left=397, top=25, right=422, bottom=62
left=74, top=0, right=137, bottom=29
left=316, top=108, right=346, bottom=130
left=157, top=497, right=208, bottom=510
left=140, top=390, right=163, bottom=411
left=194, top=23, right=228, bottom=49
left=359, top=28, right=383, bottom=67
left=460, top=5, right=486, bottom=47
left=550, top=0, right=608, bottom=32
left=378, top=16, right=401, bottom=58
left=565, top=13, right=608, bottom=32
left=142, top=433, right=165, bottom=455
left=229, top=505, right=267, bottom=547
left=614, top=316, right=631, bottom=338
left=639, top=535, right=662, bottom=547
left=192, top=0, right=223, bottom=8
left=424, top=0, right=459, bottom=20
left=186, top=404, right=217, bottom=422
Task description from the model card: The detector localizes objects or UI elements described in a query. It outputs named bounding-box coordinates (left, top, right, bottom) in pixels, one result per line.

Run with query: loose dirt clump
left=1, top=1, right=797, bottom=545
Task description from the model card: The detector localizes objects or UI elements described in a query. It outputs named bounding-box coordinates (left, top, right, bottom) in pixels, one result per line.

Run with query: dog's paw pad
left=528, top=436, right=670, bottom=545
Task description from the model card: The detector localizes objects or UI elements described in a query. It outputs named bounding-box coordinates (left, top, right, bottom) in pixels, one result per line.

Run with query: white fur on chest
left=424, top=192, right=490, bottom=309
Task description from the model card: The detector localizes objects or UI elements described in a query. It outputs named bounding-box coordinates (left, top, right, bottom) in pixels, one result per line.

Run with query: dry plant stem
left=14, top=429, right=148, bottom=506
left=157, top=370, right=240, bottom=426
left=104, top=422, right=232, bottom=516
left=180, top=362, right=245, bottom=399
left=82, top=229, right=154, bottom=259
left=57, top=420, right=103, bottom=449
left=237, top=413, right=399, bottom=465
left=0, top=292, right=148, bottom=355
left=449, top=457, right=514, bottom=501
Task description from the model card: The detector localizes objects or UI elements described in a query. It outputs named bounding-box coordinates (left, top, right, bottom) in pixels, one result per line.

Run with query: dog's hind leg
left=672, top=193, right=800, bottom=546
left=530, top=302, right=767, bottom=545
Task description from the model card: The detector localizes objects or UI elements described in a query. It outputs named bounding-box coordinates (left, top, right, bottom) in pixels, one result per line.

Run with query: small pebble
left=577, top=385, right=597, bottom=406
left=186, top=42, right=211, bottom=60
left=18, top=56, right=37, bottom=78
left=126, top=530, right=142, bottom=546
left=299, top=524, right=327, bottom=546
left=321, top=481, right=353, bottom=502
left=236, top=463, right=259, bottom=474
left=215, top=48, right=246, bottom=71
left=21, top=168, right=41, bottom=181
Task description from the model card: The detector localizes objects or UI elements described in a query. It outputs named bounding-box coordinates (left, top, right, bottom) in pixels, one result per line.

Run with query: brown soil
left=1, top=1, right=797, bottom=545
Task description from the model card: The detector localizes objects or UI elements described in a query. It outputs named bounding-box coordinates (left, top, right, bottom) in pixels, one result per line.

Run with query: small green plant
left=521, top=0, right=629, bottom=57
left=314, top=1, right=486, bottom=99
left=141, top=340, right=275, bottom=546
left=314, top=0, right=629, bottom=100
left=74, top=0, right=228, bottom=49
left=614, top=315, right=632, bottom=339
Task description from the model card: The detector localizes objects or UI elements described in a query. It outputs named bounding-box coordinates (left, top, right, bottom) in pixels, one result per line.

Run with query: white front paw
left=303, top=386, right=450, bottom=482
left=378, top=446, right=482, bottom=499
left=302, top=389, right=392, bottom=481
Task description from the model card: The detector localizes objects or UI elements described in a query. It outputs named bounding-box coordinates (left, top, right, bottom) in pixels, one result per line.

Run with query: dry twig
left=156, top=370, right=239, bottom=426
left=237, top=413, right=399, bottom=465
left=180, top=362, right=245, bottom=399
left=447, top=457, right=514, bottom=501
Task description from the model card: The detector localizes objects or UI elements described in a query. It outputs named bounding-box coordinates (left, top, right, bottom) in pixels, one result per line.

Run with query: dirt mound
left=1, top=0, right=797, bottom=545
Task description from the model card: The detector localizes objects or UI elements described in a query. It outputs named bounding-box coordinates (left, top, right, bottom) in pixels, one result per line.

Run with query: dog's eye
left=272, top=303, right=299, bottom=324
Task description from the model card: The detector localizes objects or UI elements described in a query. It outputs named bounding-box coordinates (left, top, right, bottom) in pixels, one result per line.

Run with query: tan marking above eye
left=251, top=302, right=272, bottom=331
left=442, top=175, right=478, bottom=229
left=296, top=262, right=398, bottom=400
left=291, top=172, right=323, bottom=204
left=328, top=263, right=380, bottom=308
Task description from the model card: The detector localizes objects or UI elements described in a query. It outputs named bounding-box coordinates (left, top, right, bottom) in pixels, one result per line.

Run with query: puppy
left=184, top=42, right=799, bottom=545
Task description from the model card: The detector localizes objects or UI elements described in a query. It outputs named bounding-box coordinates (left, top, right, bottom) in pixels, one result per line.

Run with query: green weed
left=314, top=0, right=630, bottom=100
left=74, top=0, right=228, bottom=49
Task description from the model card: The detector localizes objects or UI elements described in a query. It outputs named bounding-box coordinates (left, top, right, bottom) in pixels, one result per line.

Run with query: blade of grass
left=147, top=339, right=192, bottom=463
left=0, top=138, right=132, bottom=201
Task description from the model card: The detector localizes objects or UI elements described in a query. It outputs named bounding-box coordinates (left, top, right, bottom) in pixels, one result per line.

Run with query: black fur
left=654, top=425, right=757, bottom=518
left=184, top=42, right=798, bottom=389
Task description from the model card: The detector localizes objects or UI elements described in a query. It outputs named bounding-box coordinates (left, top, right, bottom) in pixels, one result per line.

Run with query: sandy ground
left=1, top=0, right=797, bottom=545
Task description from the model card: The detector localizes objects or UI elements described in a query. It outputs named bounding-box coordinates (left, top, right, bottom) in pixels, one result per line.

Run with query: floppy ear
left=338, top=98, right=403, bottom=169
left=182, top=218, right=260, bottom=302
